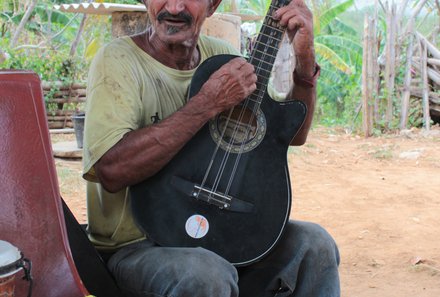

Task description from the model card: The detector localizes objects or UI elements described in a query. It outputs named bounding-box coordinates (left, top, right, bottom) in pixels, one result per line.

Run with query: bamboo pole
left=384, top=2, right=397, bottom=129
left=367, top=16, right=375, bottom=133
left=420, top=37, right=431, bottom=130
left=416, top=31, right=440, bottom=59
left=373, top=0, right=381, bottom=124
left=402, top=0, right=429, bottom=36
left=362, top=15, right=372, bottom=137
left=394, top=1, right=402, bottom=75
left=399, top=21, right=415, bottom=130
left=427, top=58, right=440, bottom=67
left=41, top=81, right=87, bottom=90
left=412, top=57, right=440, bottom=67
left=413, top=61, right=440, bottom=86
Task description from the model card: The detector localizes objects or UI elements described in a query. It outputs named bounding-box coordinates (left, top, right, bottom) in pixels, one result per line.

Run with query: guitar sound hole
left=209, top=105, right=266, bottom=153
left=218, top=107, right=258, bottom=144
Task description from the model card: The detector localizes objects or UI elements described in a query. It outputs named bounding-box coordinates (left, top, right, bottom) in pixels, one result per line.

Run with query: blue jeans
left=107, top=221, right=340, bottom=297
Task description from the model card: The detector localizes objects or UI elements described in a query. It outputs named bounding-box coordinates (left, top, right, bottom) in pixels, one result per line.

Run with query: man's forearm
left=94, top=95, right=216, bottom=193
left=288, top=56, right=318, bottom=146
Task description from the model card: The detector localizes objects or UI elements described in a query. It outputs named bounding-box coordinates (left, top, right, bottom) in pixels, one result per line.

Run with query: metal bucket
left=72, top=112, right=85, bottom=149
left=0, top=240, right=32, bottom=297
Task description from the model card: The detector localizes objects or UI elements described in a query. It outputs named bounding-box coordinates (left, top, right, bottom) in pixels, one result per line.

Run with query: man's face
left=145, top=0, right=214, bottom=45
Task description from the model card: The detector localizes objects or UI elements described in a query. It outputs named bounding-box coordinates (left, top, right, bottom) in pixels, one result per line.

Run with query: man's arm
left=274, top=0, right=317, bottom=146
left=94, top=57, right=257, bottom=193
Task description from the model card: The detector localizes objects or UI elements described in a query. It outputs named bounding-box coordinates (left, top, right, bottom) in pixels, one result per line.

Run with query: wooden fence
left=361, top=0, right=440, bottom=136
left=42, top=81, right=86, bottom=129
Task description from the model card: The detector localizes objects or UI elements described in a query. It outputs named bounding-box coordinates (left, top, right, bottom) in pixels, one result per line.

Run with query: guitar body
left=131, top=54, right=307, bottom=266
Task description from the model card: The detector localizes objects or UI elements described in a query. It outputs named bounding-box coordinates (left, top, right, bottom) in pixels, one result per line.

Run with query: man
left=83, top=0, right=340, bottom=295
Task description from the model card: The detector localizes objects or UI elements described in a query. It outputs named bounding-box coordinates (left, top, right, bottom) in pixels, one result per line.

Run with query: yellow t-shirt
left=83, top=35, right=239, bottom=249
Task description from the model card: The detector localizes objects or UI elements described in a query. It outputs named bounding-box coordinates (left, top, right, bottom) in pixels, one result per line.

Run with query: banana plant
left=308, top=0, right=363, bottom=123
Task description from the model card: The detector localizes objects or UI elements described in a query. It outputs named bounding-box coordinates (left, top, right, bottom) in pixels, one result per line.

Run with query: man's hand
left=274, top=0, right=315, bottom=77
left=197, top=57, right=257, bottom=116
left=273, top=0, right=317, bottom=146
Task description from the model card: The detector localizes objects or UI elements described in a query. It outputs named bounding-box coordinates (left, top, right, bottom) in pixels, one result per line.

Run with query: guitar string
left=197, top=0, right=286, bottom=202
left=223, top=30, right=284, bottom=197
left=221, top=28, right=283, bottom=196
left=196, top=107, right=236, bottom=197
left=206, top=14, right=282, bottom=198
left=210, top=9, right=285, bottom=198
left=203, top=4, right=284, bottom=199
left=196, top=27, right=276, bottom=197
left=197, top=28, right=281, bottom=197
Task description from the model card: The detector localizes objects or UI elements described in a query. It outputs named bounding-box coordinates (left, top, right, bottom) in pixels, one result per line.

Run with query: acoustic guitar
left=130, top=0, right=307, bottom=266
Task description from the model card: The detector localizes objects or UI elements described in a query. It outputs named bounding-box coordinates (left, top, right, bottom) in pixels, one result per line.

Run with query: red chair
left=0, top=70, right=122, bottom=297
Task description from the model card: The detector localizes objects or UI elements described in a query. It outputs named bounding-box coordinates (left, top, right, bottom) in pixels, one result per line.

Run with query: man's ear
left=208, top=0, right=222, bottom=16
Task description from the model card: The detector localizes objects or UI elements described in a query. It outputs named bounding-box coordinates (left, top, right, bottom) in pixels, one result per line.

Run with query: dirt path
left=56, top=126, right=440, bottom=297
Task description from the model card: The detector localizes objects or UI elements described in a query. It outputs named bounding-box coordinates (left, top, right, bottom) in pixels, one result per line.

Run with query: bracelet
left=293, top=63, right=321, bottom=89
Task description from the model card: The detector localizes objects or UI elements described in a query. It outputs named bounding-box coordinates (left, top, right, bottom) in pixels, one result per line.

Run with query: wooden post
left=371, top=0, right=380, bottom=127
left=367, top=16, right=375, bottom=134
left=399, top=21, right=414, bottom=130
left=420, top=37, right=431, bottom=130
left=384, top=2, right=397, bottom=129
left=362, top=14, right=373, bottom=137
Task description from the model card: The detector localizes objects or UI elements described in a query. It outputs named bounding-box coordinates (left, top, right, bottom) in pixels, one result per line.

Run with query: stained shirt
left=83, top=35, right=239, bottom=249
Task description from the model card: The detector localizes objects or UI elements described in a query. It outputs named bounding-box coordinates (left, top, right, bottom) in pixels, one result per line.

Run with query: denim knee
left=287, top=221, right=340, bottom=267
left=108, top=243, right=239, bottom=297
left=167, top=247, right=239, bottom=297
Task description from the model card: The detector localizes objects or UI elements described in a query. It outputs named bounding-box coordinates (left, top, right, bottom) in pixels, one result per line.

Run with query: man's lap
left=107, top=220, right=340, bottom=297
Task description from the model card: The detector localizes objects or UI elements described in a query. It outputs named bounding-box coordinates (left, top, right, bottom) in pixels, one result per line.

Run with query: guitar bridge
left=170, top=176, right=255, bottom=213
left=192, top=185, right=231, bottom=209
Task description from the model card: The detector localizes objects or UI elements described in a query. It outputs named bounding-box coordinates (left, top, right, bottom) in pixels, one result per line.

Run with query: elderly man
left=83, top=0, right=340, bottom=295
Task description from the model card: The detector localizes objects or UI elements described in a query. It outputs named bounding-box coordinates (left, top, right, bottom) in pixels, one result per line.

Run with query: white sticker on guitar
left=185, top=214, right=209, bottom=239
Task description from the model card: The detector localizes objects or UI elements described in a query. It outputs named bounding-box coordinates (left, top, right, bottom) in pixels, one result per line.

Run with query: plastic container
left=72, top=112, right=85, bottom=149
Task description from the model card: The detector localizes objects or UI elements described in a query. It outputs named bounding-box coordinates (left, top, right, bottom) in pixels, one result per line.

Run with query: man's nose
left=165, top=0, right=185, bottom=14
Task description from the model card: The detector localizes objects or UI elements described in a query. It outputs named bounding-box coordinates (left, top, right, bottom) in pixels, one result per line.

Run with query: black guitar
left=130, top=0, right=307, bottom=266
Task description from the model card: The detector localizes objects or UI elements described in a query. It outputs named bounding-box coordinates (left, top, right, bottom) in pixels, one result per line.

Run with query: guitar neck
left=248, top=0, right=289, bottom=103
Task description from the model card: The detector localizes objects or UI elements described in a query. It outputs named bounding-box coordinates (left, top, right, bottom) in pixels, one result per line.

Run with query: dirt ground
left=54, top=125, right=440, bottom=297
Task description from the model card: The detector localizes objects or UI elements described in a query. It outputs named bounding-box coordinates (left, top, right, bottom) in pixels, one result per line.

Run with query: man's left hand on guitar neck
left=273, top=0, right=318, bottom=146
left=273, top=0, right=316, bottom=78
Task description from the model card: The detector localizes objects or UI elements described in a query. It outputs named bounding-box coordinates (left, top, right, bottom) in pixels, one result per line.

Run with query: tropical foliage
left=312, top=0, right=363, bottom=126
left=1, top=0, right=438, bottom=130
left=1, top=0, right=112, bottom=82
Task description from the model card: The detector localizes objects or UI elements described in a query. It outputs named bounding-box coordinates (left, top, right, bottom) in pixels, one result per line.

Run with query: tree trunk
left=10, top=0, right=38, bottom=48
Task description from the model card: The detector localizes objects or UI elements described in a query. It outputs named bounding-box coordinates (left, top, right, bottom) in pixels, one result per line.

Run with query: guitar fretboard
left=248, top=0, right=288, bottom=104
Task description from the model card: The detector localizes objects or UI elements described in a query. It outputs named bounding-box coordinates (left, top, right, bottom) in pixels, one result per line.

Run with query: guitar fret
left=260, top=23, right=284, bottom=34
left=253, top=59, right=276, bottom=71
left=253, top=40, right=280, bottom=52
left=257, top=29, right=283, bottom=42
left=259, top=30, right=283, bottom=40
left=246, top=96, right=261, bottom=104
left=244, top=0, right=288, bottom=106
left=256, top=80, right=267, bottom=88
left=255, top=67, right=271, bottom=75
left=252, top=49, right=278, bottom=61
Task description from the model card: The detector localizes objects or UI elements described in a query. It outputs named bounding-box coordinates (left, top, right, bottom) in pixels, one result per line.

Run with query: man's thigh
left=107, top=240, right=239, bottom=297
